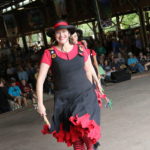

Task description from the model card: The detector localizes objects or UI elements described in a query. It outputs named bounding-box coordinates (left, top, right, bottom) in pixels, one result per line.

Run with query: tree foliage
left=120, top=13, right=140, bottom=29
left=77, top=13, right=141, bottom=35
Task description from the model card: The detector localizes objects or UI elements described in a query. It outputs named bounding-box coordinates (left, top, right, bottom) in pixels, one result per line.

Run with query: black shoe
left=93, top=142, right=100, bottom=150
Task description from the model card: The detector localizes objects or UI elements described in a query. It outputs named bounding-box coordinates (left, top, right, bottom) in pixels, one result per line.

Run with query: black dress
left=41, top=46, right=101, bottom=147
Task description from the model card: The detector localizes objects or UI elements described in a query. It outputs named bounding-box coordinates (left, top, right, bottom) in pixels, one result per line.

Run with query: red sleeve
left=16, top=82, right=21, bottom=86
left=83, top=49, right=88, bottom=62
left=41, top=49, right=52, bottom=66
left=85, top=49, right=90, bottom=56
left=78, top=41, right=86, bottom=49
left=78, top=41, right=82, bottom=45
left=92, top=50, right=97, bottom=56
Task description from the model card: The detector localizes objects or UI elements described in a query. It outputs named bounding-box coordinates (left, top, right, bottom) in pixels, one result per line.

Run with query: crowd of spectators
left=1, top=29, right=150, bottom=114
left=89, top=30, right=150, bottom=82
left=0, top=45, right=53, bottom=114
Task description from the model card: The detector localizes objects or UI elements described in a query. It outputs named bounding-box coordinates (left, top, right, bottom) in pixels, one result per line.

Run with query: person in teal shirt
left=127, top=52, right=144, bottom=72
left=8, top=80, right=28, bottom=107
left=95, top=42, right=107, bottom=55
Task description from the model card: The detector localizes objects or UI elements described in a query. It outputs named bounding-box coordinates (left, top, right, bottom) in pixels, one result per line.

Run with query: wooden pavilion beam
left=94, top=0, right=104, bottom=43
left=138, top=7, right=149, bottom=48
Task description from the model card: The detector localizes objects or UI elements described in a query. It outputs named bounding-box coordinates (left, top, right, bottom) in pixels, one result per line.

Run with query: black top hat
left=47, top=20, right=76, bottom=38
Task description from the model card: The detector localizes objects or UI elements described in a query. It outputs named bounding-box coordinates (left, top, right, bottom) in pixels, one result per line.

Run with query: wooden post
left=94, top=0, right=104, bottom=43
left=138, top=8, right=148, bottom=48
left=145, top=12, right=150, bottom=46
left=22, top=35, right=28, bottom=51
left=41, top=29, right=48, bottom=48
left=116, top=15, right=121, bottom=39
left=145, top=12, right=150, bottom=26
left=116, top=15, right=121, bottom=31
left=92, top=21, right=98, bottom=40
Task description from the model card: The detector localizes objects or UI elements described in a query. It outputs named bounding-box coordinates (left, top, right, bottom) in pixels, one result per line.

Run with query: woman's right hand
left=37, top=103, right=47, bottom=117
left=95, top=80, right=104, bottom=95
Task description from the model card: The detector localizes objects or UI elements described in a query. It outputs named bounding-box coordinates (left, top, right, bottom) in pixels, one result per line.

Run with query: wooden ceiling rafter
left=0, top=0, right=150, bottom=38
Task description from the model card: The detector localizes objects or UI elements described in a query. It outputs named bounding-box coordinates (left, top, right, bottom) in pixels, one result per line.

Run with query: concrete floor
left=0, top=76, right=150, bottom=150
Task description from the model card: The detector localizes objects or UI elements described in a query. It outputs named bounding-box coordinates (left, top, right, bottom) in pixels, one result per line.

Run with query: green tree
left=120, top=13, right=139, bottom=29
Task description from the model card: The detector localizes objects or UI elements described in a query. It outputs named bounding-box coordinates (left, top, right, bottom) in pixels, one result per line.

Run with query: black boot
left=93, top=142, right=100, bottom=150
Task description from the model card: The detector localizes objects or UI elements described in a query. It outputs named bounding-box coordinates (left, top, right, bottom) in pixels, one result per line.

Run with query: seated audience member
left=139, top=52, right=150, bottom=71
left=108, top=52, right=115, bottom=62
left=115, top=53, right=127, bottom=70
left=20, top=80, right=37, bottom=105
left=144, top=62, right=150, bottom=71
left=127, top=52, right=144, bottom=73
left=117, top=53, right=126, bottom=64
left=25, top=63, right=36, bottom=88
left=145, top=47, right=150, bottom=61
left=17, top=66, right=29, bottom=81
left=10, top=77, right=21, bottom=86
left=0, top=78, right=11, bottom=113
left=98, top=54, right=105, bottom=65
left=138, top=52, right=147, bottom=65
left=138, top=52, right=150, bottom=70
left=8, top=80, right=28, bottom=107
left=98, top=64, right=106, bottom=85
left=102, top=59, right=116, bottom=81
left=6, top=64, right=16, bottom=79
left=110, top=57, right=120, bottom=71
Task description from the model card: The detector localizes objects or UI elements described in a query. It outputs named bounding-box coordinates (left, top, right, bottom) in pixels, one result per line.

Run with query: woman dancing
left=36, top=20, right=103, bottom=150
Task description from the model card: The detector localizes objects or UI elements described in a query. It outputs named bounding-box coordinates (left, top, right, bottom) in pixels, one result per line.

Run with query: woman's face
left=55, top=29, right=70, bottom=45
left=70, top=32, right=78, bottom=44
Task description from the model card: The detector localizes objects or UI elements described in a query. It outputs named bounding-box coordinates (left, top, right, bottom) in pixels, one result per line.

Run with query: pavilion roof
left=0, top=0, right=150, bottom=38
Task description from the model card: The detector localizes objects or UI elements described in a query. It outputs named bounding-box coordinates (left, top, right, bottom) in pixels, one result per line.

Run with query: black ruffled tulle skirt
left=41, top=87, right=101, bottom=147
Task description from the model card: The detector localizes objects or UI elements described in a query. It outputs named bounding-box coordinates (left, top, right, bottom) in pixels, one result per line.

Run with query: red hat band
left=54, top=22, right=69, bottom=29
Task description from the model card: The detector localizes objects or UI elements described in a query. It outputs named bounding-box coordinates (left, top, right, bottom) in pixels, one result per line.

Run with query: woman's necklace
left=60, top=44, right=72, bottom=53
left=60, top=44, right=71, bottom=60
left=61, top=46, right=66, bottom=53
